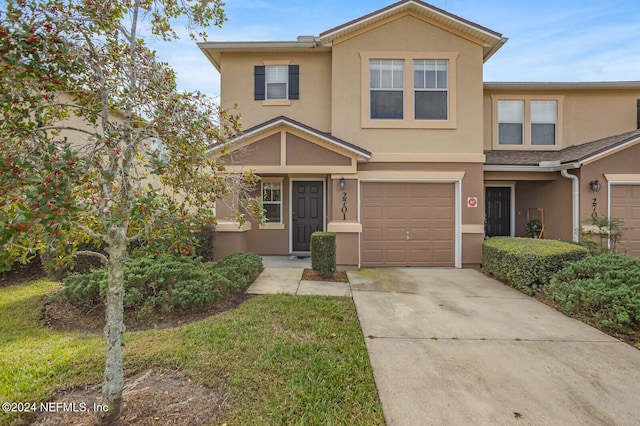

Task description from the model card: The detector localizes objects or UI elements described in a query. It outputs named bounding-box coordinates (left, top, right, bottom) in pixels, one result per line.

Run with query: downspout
left=561, top=169, right=580, bottom=242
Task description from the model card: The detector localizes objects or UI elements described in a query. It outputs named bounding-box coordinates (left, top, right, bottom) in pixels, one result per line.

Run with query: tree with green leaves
left=0, top=0, right=260, bottom=422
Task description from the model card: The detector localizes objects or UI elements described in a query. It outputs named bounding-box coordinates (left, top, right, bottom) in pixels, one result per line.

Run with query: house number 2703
left=342, top=192, right=348, bottom=220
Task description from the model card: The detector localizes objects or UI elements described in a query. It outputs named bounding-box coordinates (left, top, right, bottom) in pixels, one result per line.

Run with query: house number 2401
left=342, top=192, right=348, bottom=220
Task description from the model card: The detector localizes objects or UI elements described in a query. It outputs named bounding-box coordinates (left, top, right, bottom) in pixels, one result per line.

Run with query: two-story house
left=199, top=0, right=640, bottom=268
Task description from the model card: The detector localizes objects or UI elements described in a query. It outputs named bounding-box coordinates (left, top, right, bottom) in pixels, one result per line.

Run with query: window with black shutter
left=254, top=65, right=299, bottom=101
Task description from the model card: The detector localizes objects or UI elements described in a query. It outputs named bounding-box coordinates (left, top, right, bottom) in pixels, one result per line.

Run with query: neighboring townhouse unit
left=199, top=0, right=640, bottom=268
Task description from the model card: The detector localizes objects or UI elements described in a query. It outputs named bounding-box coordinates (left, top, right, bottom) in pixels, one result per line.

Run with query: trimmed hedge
left=482, top=237, right=588, bottom=294
left=311, top=232, right=336, bottom=278
left=55, top=252, right=263, bottom=317
left=548, top=252, right=640, bottom=332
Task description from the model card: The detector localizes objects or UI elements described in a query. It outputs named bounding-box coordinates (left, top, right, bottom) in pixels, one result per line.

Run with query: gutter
left=560, top=169, right=580, bottom=242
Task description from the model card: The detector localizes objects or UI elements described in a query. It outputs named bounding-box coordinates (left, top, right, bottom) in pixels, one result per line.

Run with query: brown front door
left=292, top=181, right=323, bottom=252
left=485, top=187, right=511, bottom=237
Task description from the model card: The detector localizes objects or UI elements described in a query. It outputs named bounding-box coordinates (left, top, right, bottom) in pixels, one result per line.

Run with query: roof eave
left=207, top=117, right=372, bottom=161
left=485, top=81, right=640, bottom=90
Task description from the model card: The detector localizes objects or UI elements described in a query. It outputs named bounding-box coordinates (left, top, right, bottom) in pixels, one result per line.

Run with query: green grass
left=0, top=280, right=384, bottom=425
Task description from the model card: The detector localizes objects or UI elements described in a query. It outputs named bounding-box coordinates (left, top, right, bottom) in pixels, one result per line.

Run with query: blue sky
left=145, top=0, right=640, bottom=99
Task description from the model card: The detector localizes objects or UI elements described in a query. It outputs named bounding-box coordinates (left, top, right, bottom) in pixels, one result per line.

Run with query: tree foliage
left=0, top=0, right=260, bottom=422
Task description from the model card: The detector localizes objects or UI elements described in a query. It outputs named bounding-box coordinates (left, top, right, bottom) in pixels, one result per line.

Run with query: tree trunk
left=97, top=227, right=127, bottom=424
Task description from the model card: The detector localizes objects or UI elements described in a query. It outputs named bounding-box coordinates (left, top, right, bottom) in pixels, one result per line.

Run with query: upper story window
left=493, top=96, right=563, bottom=149
left=498, top=100, right=524, bottom=145
left=254, top=64, right=299, bottom=103
left=414, top=60, right=448, bottom=120
left=361, top=52, right=458, bottom=129
left=369, top=59, right=404, bottom=119
left=531, top=100, right=557, bottom=146
left=265, top=65, right=288, bottom=100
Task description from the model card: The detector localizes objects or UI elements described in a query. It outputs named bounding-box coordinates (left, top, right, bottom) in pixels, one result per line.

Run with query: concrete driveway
left=349, top=268, right=640, bottom=425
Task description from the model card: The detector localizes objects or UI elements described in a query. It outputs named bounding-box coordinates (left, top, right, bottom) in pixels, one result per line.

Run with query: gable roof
left=199, top=0, right=507, bottom=70
left=209, top=116, right=372, bottom=162
left=319, top=0, right=507, bottom=61
left=485, top=129, right=640, bottom=170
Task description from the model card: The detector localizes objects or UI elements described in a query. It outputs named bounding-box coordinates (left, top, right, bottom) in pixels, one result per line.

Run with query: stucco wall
left=218, top=52, right=332, bottom=132
left=330, top=14, right=485, bottom=155
left=580, top=142, right=640, bottom=223
left=484, top=88, right=640, bottom=150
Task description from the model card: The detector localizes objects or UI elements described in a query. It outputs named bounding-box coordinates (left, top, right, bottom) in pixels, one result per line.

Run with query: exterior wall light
left=339, top=177, right=346, bottom=190
left=589, top=179, right=601, bottom=193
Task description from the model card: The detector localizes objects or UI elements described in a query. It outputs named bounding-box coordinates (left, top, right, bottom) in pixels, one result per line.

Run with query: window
left=361, top=52, right=457, bottom=129
left=414, top=60, right=448, bottom=120
left=369, top=59, right=404, bottom=119
left=254, top=65, right=299, bottom=101
left=498, top=100, right=524, bottom=145
left=262, top=181, right=282, bottom=224
left=266, top=65, right=288, bottom=100
left=531, top=100, right=557, bottom=146
left=492, top=96, right=562, bottom=149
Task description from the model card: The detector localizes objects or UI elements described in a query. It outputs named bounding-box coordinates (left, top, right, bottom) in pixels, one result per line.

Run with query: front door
left=485, top=187, right=511, bottom=237
left=292, top=181, right=324, bottom=252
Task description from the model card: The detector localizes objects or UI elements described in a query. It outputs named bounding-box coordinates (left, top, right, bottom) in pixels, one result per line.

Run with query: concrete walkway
left=247, top=265, right=640, bottom=425
left=246, top=265, right=351, bottom=297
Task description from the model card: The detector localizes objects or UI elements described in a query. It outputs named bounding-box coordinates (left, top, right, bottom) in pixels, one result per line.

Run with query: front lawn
left=0, top=280, right=384, bottom=425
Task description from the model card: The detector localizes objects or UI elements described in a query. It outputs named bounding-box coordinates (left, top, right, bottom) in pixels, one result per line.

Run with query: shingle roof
left=485, top=129, right=640, bottom=167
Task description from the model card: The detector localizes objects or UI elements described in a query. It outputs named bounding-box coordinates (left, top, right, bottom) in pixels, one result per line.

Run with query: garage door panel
left=387, top=206, right=409, bottom=220
left=361, top=182, right=455, bottom=267
left=611, top=185, right=640, bottom=258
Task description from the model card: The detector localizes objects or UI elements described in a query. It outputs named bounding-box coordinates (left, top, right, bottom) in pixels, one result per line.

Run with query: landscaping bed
left=482, top=238, right=640, bottom=349
left=1, top=267, right=382, bottom=425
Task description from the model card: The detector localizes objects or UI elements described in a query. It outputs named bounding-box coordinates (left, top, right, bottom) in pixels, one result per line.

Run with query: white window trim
left=262, top=60, right=292, bottom=106
left=260, top=177, right=285, bottom=229
left=491, top=95, right=564, bottom=150
left=497, top=100, right=525, bottom=146
left=360, top=51, right=458, bottom=129
left=369, top=59, right=405, bottom=120
left=413, top=59, right=449, bottom=121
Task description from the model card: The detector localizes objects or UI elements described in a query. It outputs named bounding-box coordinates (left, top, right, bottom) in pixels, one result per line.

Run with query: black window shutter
left=288, top=65, right=299, bottom=100
left=254, top=66, right=265, bottom=100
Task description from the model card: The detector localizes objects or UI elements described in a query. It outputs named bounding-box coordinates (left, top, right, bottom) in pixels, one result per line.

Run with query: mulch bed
left=301, top=268, right=349, bottom=283
left=0, top=258, right=47, bottom=288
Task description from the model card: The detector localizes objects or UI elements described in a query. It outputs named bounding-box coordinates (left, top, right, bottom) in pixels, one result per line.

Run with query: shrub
left=482, top=237, right=588, bottom=294
left=55, top=252, right=263, bottom=317
left=194, top=224, right=216, bottom=261
left=310, top=232, right=336, bottom=278
left=548, top=252, right=640, bottom=332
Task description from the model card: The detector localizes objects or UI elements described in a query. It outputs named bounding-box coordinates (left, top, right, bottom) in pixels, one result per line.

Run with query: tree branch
left=75, top=250, right=108, bottom=265
left=78, top=224, right=107, bottom=242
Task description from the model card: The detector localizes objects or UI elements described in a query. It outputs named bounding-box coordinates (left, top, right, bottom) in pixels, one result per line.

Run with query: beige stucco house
left=199, top=0, right=640, bottom=268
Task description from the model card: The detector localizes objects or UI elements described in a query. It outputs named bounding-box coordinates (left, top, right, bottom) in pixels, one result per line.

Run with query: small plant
left=524, top=219, right=543, bottom=238
left=581, top=215, right=625, bottom=254
left=311, top=232, right=337, bottom=278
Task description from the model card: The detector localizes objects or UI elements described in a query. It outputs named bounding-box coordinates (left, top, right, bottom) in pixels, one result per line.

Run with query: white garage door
left=360, top=182, right=455, bottom=267
left=610, top=184, right=640, bottom=257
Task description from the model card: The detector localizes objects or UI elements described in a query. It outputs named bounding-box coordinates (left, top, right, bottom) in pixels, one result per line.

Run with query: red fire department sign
left=467, top=197, right=478, bottom=208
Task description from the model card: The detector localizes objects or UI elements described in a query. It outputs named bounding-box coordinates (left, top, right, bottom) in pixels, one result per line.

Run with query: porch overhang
left=209, top=116, right=371, bottom=175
